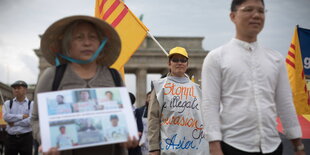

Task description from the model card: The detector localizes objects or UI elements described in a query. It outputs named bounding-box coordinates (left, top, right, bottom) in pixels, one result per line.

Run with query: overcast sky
left=0, top=0, right=310, bottom=94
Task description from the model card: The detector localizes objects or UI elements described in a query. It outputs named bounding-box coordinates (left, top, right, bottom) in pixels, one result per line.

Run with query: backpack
left=9, top=99, right=32, bottom=110
left=52, top=64, right=122, bottom=91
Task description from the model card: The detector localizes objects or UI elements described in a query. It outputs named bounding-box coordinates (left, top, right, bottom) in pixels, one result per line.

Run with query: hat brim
left=11, top=84, right=27, bottom=88
left=168, top=53, right=189, bottom=59
left=40, top=15, right=121, bottom=66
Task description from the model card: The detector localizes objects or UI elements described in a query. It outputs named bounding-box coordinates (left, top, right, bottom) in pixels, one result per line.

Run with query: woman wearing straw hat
left=31, top=15, right=137, bottom=155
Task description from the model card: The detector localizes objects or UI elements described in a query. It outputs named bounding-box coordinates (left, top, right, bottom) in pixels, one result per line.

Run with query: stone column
left=193, top=68, right=202, bottom=85
left=136, top=68, right=147, bottom=107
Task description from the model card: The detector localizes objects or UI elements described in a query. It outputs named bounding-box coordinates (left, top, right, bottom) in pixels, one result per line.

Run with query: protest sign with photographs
left=38, top=87, right=138, bottom=152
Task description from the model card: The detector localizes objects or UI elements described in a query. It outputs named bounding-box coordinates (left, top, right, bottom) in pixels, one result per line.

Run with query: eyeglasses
left=171, top=58, right=188, bottom=63
left=238, top=6, right=267, bottom=14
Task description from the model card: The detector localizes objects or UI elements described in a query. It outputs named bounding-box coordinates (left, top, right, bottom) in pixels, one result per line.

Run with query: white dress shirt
left=201, top=38, right=302, bottom=153
left=2, top=97, right=33, bottom=135
left=57, top=134, right=73, bottom=148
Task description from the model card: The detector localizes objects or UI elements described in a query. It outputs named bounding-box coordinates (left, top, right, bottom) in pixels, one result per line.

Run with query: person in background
left=128, top=92, right=142, bottom=155
left=105, top=115, right=127, bottom=142
left=78, top=119, right=97, bottom=132
left=56, top=126, right=74, bottom=149
left=31, top=15, right=138, bottom=155
left=3, top=80, right=33, bottom=155
left=98, top=91, right=122, bottom=110
left=54, top=95, right=72, bottom=115
left=74, top=90, right=96, bottom=112
left=135, top=91, right=151, bottom=155
left=201, top=0, right=305, bottom=154
left=148, top=47, right=209, bottom=155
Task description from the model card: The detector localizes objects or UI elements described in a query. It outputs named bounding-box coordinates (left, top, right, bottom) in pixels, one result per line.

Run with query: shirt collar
left=13, top=97, right=28, bottom=103
left=231, top=38, right=259, bottom=52
left=167, top=75, right=189, bottom=84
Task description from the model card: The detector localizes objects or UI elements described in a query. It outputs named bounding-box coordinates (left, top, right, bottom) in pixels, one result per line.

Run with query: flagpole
left=147, top=31, right=169, bottom=56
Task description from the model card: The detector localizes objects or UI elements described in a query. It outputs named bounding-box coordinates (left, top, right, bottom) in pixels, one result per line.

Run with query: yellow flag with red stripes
left=0, top=105, right=6, bottom=125
left=95, top=0, right=149, bottom=78
left=286, top=26, right=310, bottom=114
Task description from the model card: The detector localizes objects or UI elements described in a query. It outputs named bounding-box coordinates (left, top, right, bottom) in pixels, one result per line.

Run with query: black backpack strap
left=109, top=68, right=122, bottom=87
left=9, top=100, right=32, bottom=110
left=52, top=64, right=67, bottom=91
left=9, top=99, right=13, bottom=109
left=28, top=100, right=32, bottom=110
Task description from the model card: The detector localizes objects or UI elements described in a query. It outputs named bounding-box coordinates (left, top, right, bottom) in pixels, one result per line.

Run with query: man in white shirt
left=201, top=0, right=305, bottom=155
left=105, top=115, right=127, bottom=142
left=49, top=95, right=72, bottom=115
left=56, top=126, right=74, bottom=148
left=3, top=80, right=33, bottom=155
left=99, top=91, right=122, bottom=110
left=74, top=90, right=96, bottom=112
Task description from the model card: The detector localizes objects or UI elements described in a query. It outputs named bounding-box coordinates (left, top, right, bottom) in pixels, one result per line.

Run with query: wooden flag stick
left=147, top=31, right=169, bottom=56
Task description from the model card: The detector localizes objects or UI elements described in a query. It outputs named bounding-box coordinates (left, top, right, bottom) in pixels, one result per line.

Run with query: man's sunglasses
left=171, top=58, right=188, bottom=63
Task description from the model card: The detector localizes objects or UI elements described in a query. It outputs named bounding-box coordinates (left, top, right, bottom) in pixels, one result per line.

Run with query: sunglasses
left=171, top=58, right=188, bottom=63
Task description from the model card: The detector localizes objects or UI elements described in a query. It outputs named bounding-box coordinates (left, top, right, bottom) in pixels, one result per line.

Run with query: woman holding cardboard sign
left=31, top=15, right=137, bottom=155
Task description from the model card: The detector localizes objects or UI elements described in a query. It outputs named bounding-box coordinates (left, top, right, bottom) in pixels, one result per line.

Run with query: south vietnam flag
left=95, top=0, right=149, bottom=77
left=286, top=26, right=310, bottom=115
left=0, top=104, right=6, bottom=125
left=277, top=26, right=310, bottom=139
left=277, top=115, right=310, bottom=139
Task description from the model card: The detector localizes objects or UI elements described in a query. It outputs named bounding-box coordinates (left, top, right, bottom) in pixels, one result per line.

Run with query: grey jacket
left=31, top=65, right=126, bottom=155
left=148, top=76, right=209, bottom=154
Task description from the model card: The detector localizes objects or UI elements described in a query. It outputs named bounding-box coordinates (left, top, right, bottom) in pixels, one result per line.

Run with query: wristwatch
left=294, top=143, right=304, bottom=152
